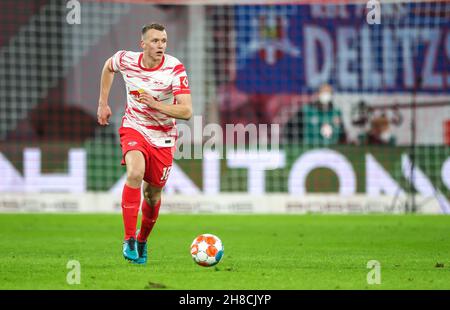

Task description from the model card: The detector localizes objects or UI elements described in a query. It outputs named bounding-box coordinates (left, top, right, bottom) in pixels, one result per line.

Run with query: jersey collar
left=138, top=53, right=165, bottom=72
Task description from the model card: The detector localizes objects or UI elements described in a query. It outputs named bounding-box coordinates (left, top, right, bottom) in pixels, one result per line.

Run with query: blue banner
left=234, top=3, right=450, bottom=94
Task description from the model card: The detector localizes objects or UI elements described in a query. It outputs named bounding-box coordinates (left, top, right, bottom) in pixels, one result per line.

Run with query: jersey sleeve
left=109, top=50, right=127, bottom=73
left=171, top=62, right=191, bottom=96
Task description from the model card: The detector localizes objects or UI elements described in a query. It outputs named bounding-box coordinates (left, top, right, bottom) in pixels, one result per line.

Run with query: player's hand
left=97, top=103, right=112, bottom=126
left=139, top=92, right=159, bottom=109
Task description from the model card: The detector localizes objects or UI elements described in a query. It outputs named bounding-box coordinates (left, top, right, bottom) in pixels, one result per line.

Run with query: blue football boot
left=123, top=237, right=138, bottom=261
left=134, top=229, right=147, bottom=265
left=135, top=240, right=148, bottom=265
left=133, top=230, right=147, bottom=265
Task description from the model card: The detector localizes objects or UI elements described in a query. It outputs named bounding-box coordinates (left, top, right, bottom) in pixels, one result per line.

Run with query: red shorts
left=119, top=127, right=175, bottom=188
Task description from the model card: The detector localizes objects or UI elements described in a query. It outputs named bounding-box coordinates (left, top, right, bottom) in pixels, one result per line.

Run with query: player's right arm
left=97, top=57, right=115, bottom=126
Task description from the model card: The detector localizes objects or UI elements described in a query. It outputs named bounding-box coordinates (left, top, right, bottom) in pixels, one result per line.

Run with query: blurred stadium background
left=0, top=0, right=449, bottom=214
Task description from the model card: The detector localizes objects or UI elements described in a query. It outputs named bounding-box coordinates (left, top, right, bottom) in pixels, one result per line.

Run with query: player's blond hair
left=141, top=23, right=166, bottom=37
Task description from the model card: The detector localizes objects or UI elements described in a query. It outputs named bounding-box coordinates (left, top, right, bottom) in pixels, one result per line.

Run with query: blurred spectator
left=367, top=107, right=402, bottom=145
left=283, top=84, right=346, bottom=145
left=351, top=100, right=372, bottom=145
left=367, top=112, right=393, bottom=145
left=351, top=100, right=371, bottom=127
left=352, top=102, right=403, bottom=146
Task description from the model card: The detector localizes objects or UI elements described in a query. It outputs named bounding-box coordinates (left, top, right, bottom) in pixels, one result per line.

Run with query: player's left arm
left=139, top=92, right=193, bottom=120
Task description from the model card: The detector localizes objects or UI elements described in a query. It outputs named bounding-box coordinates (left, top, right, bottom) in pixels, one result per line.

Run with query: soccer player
left=97, top=23, right=192, bottom=264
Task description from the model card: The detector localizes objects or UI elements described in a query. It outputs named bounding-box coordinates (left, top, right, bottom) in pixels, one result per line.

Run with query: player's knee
left=142, top=192, right=157, bottom=207
left=126, top=168, right=144, bottom=185
left=147, top=191, right=161, bottom=207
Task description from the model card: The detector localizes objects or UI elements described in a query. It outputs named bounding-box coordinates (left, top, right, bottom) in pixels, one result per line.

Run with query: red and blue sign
left=234, top=3, right=450, bottom=94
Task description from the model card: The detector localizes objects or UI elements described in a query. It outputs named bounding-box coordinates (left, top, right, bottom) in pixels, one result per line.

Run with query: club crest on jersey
left=180, top=76, right=189, bottom=89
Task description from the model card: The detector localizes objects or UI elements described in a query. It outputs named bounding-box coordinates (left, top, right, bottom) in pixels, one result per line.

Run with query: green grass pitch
left=0, top=214, right=449, bottom=289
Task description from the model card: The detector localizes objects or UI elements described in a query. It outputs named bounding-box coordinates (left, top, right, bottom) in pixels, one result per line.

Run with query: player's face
left=141, top=29, right=167, bottom=61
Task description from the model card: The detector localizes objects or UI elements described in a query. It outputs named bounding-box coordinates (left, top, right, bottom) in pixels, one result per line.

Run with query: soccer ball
left=190, top=234, right=224, bottom=267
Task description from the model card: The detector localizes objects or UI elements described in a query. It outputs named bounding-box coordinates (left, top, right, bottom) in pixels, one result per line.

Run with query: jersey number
left=160, top=166, right=172, bottom=181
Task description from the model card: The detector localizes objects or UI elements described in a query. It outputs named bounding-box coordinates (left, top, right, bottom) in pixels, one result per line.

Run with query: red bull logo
left=128, top=88, right=145, bottom=98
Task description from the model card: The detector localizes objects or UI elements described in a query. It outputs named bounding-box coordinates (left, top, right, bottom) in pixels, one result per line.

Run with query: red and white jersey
left=110, top=50, right=190, bottom=147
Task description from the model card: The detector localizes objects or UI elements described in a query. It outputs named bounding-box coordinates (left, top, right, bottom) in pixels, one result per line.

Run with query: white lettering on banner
left=366, top=154, right=405, bottom=197
left=421, top=29, right=443, bottom=88
left=338, top=27, right=358, bottom=89
left=402, top=154, right=450, bottom=213
left=442, top=158, right=450, bottom=190
left=108, top=163, right=201, bottom=195
left=304, top=25, right=333, bottom=88
left=402, top=154, right=435, bottom=197
left=397, top=29, right=416, bottom=88
left=361, top=26, right=382, bottom=90
left=227, top=150, right=285, bottom=195
left=203, top=151, right=221, bottom=194
left=382, top=28, right=396, bottom=89
left=304, top=25, right=448, bottom=90
left=24, top=148, right=86, bottom=193
left=0, top=153, right=24, bottom=192
left=288, top=149, right=356, bottom=195
left=162, top=163, right=202, bottom=194
left=0, top=150, right=447, bottom=204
